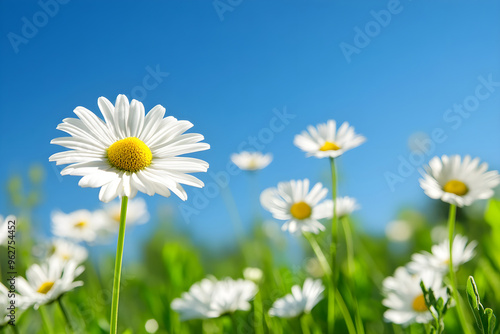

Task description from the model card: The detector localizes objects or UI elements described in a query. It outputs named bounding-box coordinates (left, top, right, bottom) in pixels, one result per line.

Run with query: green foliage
left=466, top=276, right=497, bottom=334
left=420, top=281, right=452, bottom=334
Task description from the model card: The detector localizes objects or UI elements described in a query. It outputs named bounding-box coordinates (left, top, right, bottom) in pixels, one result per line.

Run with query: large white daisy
left=419, top=155, right=500, bottom=207
left=49, top=94, right=210, bottom=203
left=294, top=120, right=366, bottom=159
left=51, top=209, right=104, bottom=243
left=408, top=234, right=477, bottom=274
left=230, top=151, right=272, bottom=171
left=383, top=267, right=446, bottom=326
left=17, top=258, right=84, bottom=309
left=269, top=278, right=324, bottom=318
left=260, top=179, right=333, bottom=234
left=171, top=277, right=257, bottom=321
left=100, top=197, right=150, bottom=233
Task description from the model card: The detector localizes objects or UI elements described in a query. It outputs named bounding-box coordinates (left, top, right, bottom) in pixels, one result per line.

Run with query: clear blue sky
left=1, top=0, right=499, bottom=252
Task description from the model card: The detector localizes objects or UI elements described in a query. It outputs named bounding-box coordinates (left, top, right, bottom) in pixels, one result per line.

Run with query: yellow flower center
left=290, top=201, right=312, bottom=220
left=319, top=141, right=341, bottom=151
left=412, top=294, right=428, bottom=312
left=107, top=137, right=153, bottom=172
left=74, top=221, right=87, bottom=229
left=37, top=281, right=55, bottom=294
left=443, top=179, right=468, bottom=196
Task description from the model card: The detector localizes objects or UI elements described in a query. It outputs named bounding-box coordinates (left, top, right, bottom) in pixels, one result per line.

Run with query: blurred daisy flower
left=243, top=267, right=263, bottom=283
left=231, top=151, right=272, bottom=171
left=101, top=197, right=149, bottom=233
left=260, top=179, right=333, bottom=234
left=385, top=220, right=414, bottom=242
left=419, top=155, right=500, bottom=207
left=335, top=196, right=360, bottom=218
left=48, top=239, right=88, bottom=265
left=383, top=267, right=446, bottom=326
left=51, top=209, right=104, bottom=243
left=171, top=277, right=257, bottom=321
left=49, top=94, right=209, bottom=203
left=269, top=278, right=324, bottom=318
left=0, top=215, right=14, bottom=246
left=294, top=120, right=365, bottom=159
left=17, top=258, right=84, bottom=309
left=0, top=283, right=14, bottom=326
left=408, top=234, right=477, bottom=274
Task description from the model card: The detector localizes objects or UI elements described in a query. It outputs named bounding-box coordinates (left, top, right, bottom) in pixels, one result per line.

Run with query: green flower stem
left=39, top=305, right=54, bottom=334
left=341, top=216, right=365, bottom=334
left=303, top=233, right=356, bottom=334
left=109, top=196, right=129, bottom=334
left=329, top=157, right=338, bottom=334
left=254, top=291, right=264, bottom=334
left=447, top=204, right=472, bottom=334
left=58, top=297, right=73, bottom=332
left=300, top=314, right=311, bottom=334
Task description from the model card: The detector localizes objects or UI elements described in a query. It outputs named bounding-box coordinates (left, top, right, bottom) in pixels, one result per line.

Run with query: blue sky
left=1, top=0, right=499, bottom=252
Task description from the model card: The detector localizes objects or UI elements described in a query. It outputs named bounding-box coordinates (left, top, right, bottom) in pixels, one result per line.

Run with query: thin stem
left=109, top=196, right=129, bottom=334
left=341, top=216, right=365, bottom=334
left=303, top=232, right=356, bottom=334
left=300, top=314, right=311, bottom=334
left=329, top=157, right=338, bottom=334
left=254, top=291, right=264, bottom=334
left=58, top=297, right=73, bottom=332
left=39, top=305, right=54, bottom=334
left=230, top=312, right=239, bottom=334
left=447, top=204, right=471, bottom=334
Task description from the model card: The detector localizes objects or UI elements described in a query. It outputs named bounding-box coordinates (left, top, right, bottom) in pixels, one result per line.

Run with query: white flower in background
left=335, top=196, right=360, bottom=218
left=171, top=277, right=257, bottom=321
left=269, top=278, right=324, bottom=318
left=419, top=155, right=500, bottom=207
left=145, top=319, right=159, bottom=333
left=385, top=220, right=414, bottom=242
left=17, top=258, right=84, bottom=309
left=294, top=120, right=365, bottom=159
left=260, top=179, right=333, bottom=234
left=48, top=239, right=88, bottom=265
left=101, top=197, right=150, bottom=232
left=243, top=267, right=263, bottom=283
left=49, top=94, right=210, bottom=203
left=0, top=215, right=14, bottom=246
left=51, top=209, right=104, bottom=243
left=231, top=152, right=272, bottom=171
left=430, top=225, right=448, bottom=244
left=383, top=267, right=447, bottom=326
left=408, top=234, right=477, bottom=274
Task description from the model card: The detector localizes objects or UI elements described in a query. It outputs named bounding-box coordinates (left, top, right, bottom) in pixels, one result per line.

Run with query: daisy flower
left=51, top=209, right=104, bottom=243
left=335, top=196, right=360, bottom=218
left=0, top=215, right=12, bottom=246
left=408, top=234, right=477, bottom=274
left=243, top=267, right=263, bottom=283
left=230, top=152, right=272, bottom=171
left=100, top=197, right=149, bottom=233
left=171, top=277, right=257, bottom=321
left=269, top=278, right=324, bottom=318
left=48, top=239, right=88, bottom=265
left=294, top=120, right=365, bottom=159
left=49, top=94, right=209, bottom=203
left=260, top=179, right=333, bottom=234
left=419, top=155, right=500, bottom=207
left=16, top=258, right=84, bottom=309
left=382, top=267, right=447, bottom=326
